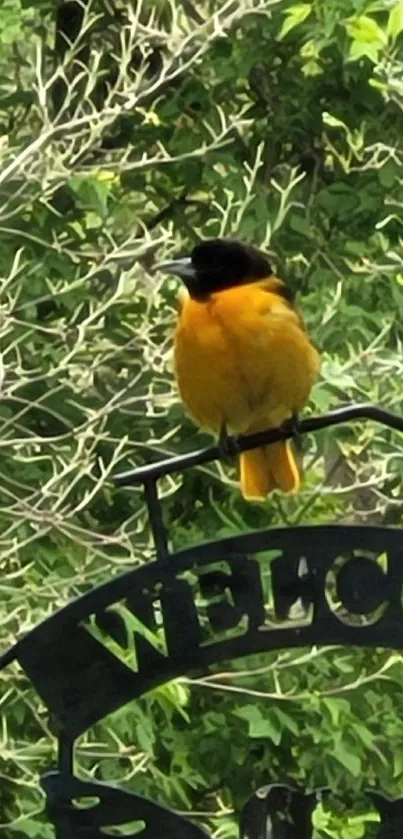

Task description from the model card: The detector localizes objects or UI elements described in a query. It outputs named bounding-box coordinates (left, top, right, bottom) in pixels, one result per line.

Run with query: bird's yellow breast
left=174, top=280, right=319, bottom=435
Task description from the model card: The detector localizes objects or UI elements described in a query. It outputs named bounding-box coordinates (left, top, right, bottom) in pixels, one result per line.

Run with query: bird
left=156, top=238, right=320, bottom=501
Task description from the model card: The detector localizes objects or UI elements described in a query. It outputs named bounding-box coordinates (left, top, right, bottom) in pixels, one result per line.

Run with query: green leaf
left=378, top=162, right=398, bottom=188
left=271, top=707, right=299, bottom=736
left=333, top=743, right=362, bottom=777
left=300, top=39, right=319, bottom=58
left=351, top=723, right=375, bottom=749
left=67, top=174, right=112, bottom=218
left=277, top=3, right=312, bottom=41
left=302, top=59, right=322, bottom=76
left=387, top=1, right=403, bottom=39
left=321, top=697, right=350, bottom=727
left=234, top=707, right=282, bottom=744
left=348, top=39, right=382, bottom=62
left=345, top=15, right=387, bottom=46
left=311, top=382, right=335, bottom=412
left=135, top=717, right=156, bottom=753
left=289, top=213, right=311, bottom=237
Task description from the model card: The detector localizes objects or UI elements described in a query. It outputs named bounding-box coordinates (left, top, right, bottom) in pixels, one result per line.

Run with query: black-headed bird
left=157, top=238, right=319, bottom=501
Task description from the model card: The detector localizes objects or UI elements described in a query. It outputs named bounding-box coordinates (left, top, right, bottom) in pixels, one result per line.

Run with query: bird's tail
left=239, top=439, right=301, bottom=501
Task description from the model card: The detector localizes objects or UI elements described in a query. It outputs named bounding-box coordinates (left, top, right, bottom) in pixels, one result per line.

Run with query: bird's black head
left=156, top=238, right=273, bottom=297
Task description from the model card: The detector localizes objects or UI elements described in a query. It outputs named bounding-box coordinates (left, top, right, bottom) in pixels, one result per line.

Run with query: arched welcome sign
left=2, top=405, right=403, bottom=837
left=6, top=525, right=403, bottom=739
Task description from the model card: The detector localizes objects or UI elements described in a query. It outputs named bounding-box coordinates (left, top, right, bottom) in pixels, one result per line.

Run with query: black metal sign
left=5, top=525, right=403, bottom=738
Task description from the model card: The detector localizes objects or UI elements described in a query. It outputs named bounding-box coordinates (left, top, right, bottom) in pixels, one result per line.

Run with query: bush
left=1, top=1, right=403, bottom=836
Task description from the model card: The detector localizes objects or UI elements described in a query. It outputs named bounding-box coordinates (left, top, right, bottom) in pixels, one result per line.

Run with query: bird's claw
left=286, top=412, right=302, bottom=453
left=218, top=422, right=240, bottom=459
left=289, top=412, right=300, bottom=435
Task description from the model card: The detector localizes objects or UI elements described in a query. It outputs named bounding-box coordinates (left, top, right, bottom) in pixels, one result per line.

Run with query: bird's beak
left=155, top=256, right=196, bottom=282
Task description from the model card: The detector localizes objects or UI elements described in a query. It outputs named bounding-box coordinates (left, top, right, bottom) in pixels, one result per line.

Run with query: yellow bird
left=157, top=238, right=319, bottom=501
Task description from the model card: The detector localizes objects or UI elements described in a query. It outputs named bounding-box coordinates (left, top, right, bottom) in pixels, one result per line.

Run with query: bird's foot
left=285, top=412, right=302, bottom=453
left=218, top=422, right=240, bottom=460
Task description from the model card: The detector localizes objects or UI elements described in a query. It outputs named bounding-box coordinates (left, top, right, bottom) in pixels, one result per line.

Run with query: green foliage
left=1, top=0, right=403, bottom=837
